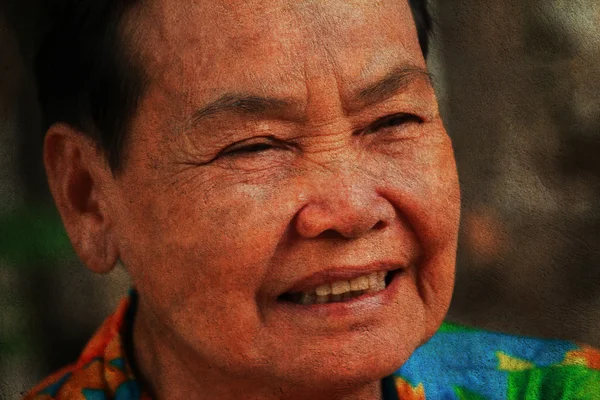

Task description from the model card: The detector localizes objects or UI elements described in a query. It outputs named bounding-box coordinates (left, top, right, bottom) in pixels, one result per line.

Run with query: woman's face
left=107, top=0, right=460, bottom=389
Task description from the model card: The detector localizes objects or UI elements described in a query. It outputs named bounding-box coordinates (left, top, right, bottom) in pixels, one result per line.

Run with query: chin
left=263, top=328, right=422, bottom=391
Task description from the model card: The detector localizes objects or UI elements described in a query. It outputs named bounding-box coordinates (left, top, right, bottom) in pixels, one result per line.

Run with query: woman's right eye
left=223, top=142, right=275, bottom=156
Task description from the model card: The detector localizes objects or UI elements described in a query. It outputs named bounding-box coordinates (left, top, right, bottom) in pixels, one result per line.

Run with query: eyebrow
left=351, top=66, right=430, bottom=112
left=190, top=94, right=302, bottom=126
left=188, top=65, right=430, bottom=126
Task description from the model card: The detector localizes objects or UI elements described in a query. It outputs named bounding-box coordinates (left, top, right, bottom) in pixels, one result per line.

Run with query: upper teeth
left=300, top=271, right=387, bottom=301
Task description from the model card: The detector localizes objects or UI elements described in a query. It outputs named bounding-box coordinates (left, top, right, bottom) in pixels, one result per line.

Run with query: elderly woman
left=25, top=0, right=600, bottom=399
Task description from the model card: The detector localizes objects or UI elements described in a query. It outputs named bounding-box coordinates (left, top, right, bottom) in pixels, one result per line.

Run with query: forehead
left=131, top=0, right=424, bottom=110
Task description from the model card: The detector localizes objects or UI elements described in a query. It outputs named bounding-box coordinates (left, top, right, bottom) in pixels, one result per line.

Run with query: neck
left=130, top=303, right=386, bottom=400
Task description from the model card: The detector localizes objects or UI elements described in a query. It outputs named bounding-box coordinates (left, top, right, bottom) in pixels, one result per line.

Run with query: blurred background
left=1, top=0, right=600, bottom=398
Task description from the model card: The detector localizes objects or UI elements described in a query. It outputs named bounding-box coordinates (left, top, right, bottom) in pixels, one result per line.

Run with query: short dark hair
left=36, top=0, right=432, bottom=176
left=410, top=0, right=432, bottom=57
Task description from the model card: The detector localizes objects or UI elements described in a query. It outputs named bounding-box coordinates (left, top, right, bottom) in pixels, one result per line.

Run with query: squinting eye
left=220, top=141, right=284, bottom=158
left=215, top=135, right=291, bottom=160
left=225, top=143, right=274, bottom=156
left=367, top=113, right=423, bottom=134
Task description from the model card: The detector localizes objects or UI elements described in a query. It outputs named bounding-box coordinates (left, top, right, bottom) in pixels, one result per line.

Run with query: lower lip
left=274, top=269, right=406, bottom=319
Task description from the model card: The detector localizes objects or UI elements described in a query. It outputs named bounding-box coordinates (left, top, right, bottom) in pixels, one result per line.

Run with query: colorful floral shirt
left=395, top=323, right=600, bottom=399
left=24, top=291, right=600, bottom=399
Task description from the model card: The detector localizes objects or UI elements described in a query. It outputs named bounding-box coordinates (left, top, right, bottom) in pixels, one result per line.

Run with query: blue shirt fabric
left=394, top=322, right=600, bottom=399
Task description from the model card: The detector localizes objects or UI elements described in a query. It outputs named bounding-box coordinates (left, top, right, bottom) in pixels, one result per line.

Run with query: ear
left=43, top=123, right=120, bottom=274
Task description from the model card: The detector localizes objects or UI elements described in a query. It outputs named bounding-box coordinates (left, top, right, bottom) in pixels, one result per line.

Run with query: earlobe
left=43, top=123, right=120, bottom=274
left=74, top=215, right=120, bottom=274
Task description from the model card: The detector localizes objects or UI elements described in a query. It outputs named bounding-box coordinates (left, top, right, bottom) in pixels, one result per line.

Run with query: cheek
left=386, top=135, right=460, bottom=242
left=120, top=176, right=297, bottom=312
left=378, top=137, right=460, bottom=324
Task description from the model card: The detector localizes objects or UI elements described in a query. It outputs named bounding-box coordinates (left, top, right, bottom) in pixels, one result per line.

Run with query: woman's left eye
left=367, top=113, right=423, bottom=134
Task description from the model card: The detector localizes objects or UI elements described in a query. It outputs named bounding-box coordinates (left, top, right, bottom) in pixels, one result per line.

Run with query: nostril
left=373, top=220, right=387, bottom=231
left=320, top=229, right=343, bottom=239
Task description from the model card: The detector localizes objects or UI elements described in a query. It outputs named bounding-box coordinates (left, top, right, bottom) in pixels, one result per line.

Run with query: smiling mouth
left=278, top=269, right=402, bottom=305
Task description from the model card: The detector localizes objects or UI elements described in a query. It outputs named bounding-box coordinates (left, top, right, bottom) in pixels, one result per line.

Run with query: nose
left=294, top=170, right=396, bottom=240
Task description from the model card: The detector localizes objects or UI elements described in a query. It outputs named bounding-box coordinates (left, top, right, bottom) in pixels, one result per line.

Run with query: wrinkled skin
left=44, top=0, right=461, bottom=399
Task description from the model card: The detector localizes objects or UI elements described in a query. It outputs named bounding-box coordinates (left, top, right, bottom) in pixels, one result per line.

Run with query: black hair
left=36, top=0, right=145, bottom=175
left=410, top=0, right=432, bottom=58
left=35, top=0, right=432, bottom=176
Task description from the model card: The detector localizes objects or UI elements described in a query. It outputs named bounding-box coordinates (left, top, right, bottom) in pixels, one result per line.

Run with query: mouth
left=277, top=268, right=403, bottom=306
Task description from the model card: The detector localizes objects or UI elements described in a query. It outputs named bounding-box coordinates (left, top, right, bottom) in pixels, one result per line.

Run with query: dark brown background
left=1, top=1, right=599, bottom=398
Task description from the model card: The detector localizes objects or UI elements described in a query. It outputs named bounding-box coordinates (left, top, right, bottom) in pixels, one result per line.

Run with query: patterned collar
left=24, top=290, right=151, bottom=399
